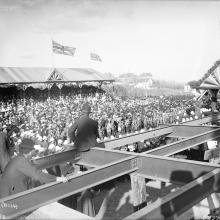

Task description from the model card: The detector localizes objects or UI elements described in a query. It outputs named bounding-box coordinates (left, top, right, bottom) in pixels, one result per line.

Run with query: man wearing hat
left=68, top=103, right=99, bottom=217
left=68, top=103, right=99, bottom=153
left=0, top=138, right=67, bottom=198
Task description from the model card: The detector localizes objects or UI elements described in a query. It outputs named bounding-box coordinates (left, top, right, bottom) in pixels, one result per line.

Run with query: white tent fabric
left=0, top=67, right=114, bottom=84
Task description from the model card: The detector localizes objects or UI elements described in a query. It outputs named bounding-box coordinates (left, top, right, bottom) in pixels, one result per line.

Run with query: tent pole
left=59, top=86, right=61, bottom=99
left=58, top=83, right=63, bottom=100
left=79, top=83, right=82, bottom=98
left=22, top=84, right=27, bottom=106
left=48, top=84, right=49, bottom=98
left=47, top=83, right=52, bottom=100
left=98, top=82, right=103, bottom=90
left=111, top=82, right=115, bottom=100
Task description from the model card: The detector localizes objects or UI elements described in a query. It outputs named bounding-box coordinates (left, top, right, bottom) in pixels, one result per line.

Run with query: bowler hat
left=19, top=138, right=35, bottom=154
left=82, top=103, right=92, bottom=113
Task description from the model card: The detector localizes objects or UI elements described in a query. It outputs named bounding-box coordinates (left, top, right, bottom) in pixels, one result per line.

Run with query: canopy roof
left=199, top=64, right=220, bottom=89
left=0, top=67, right=114, bottom=84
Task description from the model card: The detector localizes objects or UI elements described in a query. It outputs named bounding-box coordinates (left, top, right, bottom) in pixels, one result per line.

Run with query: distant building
left=135, top=78, right=153, bottom=89
left=117, top=72, right=153, bottom=89
left=117, top=73, right=137, bottom=85
left=184, top=85, right=191, bottom=92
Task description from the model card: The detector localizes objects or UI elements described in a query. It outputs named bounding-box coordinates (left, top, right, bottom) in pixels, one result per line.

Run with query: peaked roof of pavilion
left=0, top=67, right=114, bottom=84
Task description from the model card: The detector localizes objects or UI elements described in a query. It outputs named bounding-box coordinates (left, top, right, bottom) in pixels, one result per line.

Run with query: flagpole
left=51, top=38, right=55, bottom=68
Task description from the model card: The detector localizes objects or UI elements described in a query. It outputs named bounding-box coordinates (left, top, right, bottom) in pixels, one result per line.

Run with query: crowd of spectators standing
left=0, top=84, right=213, bottom=160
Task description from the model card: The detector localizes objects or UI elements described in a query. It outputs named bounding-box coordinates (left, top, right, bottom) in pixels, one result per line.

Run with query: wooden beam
left=168, top=125, right=217, bottom=138
left=34, top=147, right=220, bottom=185
left=89, top=148, right=220, bottom=185
left=147, top=128, right=220, bottom=156
left=183, top=113, right=220, bottom=126
left=33, top=149, right=80, bottom=169
left=99, top=126, right=173, bottom=149
left=78, top=148, right=133, bottom=166
left=138, top=154, right=220, bottom=185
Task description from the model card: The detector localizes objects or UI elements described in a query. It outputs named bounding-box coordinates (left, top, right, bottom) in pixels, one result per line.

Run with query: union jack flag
left=90, top=52, right=102, bottom=62
left=52, top=40, right=76, bottom=56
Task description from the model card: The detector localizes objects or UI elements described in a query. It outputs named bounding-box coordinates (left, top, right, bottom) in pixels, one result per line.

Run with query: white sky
left=0, top=0, right=220, bottom=83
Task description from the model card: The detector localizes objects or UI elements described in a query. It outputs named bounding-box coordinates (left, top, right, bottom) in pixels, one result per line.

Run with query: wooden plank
left=168, top=125, right=218, bottom=138
left=92, top=148, right=220, bottom=185
left=183, top=113, right=220, bottom=125
left=130, top=173, right=147, bottom=210
left=138, top=154, right=220, bottom=185
left=147, top=128, right=220, bottom=156
left=100, top=126, right=173, bottom=149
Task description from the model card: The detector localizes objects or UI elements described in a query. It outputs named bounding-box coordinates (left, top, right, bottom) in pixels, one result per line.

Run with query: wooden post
left=130, top=173, right=147, bottom=212
left=161, top=181, right=166, bottom=189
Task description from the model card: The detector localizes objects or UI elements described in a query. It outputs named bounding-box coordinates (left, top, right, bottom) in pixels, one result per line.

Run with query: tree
left=139, top=72, right=152, bottom=78
left=118, top=73, right=137, bottom=78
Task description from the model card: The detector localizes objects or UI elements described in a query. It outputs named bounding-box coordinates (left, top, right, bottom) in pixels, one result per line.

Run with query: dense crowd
left=0, top=84, right=208, bottom=158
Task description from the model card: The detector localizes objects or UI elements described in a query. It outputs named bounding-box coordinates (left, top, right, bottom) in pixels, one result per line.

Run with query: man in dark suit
left=0, top=138, right=67, bottom=198
left=68, top=103, right=99, bottom=152
left=68, top=103, right=99, bottom=217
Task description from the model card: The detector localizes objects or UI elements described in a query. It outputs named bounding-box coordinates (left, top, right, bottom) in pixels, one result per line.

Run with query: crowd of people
left=0, top=85, right=209, bottom=160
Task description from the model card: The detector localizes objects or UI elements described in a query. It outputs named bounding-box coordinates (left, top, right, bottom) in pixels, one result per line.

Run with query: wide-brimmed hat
left=81, top=103, right=92, bottom=113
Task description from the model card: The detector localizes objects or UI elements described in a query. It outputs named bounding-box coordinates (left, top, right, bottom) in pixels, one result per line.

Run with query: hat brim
left=19, top=145, right=35, bottom=154
left=82, top=110, right=92, bottom=113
